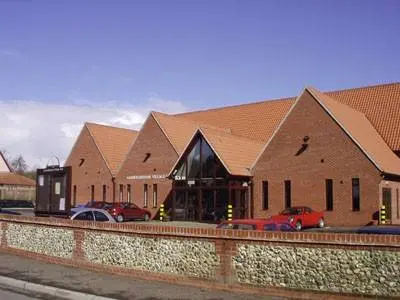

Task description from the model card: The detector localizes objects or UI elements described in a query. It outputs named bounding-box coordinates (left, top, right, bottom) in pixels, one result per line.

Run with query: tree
left=11, top=155, right=28, bottom=174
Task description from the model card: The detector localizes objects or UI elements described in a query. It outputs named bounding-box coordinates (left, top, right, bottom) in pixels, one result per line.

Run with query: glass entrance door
left=187, top=190, right=198, bottom=221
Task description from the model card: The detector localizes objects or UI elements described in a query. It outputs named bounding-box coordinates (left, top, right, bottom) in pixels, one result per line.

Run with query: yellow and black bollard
left=380, top=205, right=386, bottom=225
left=227, top=204, right=233, bottom=221
left=160, top=204, right=164, bottom=222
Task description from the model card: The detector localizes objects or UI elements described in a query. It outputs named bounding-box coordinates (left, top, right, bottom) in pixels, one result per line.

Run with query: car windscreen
left=280, top=208, right=302, bottom=215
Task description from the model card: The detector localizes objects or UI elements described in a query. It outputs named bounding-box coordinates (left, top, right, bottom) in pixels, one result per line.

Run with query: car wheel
left=295, top=221, right=302, bottom=231
left=116, top=214, right=124, bottom=223
left=143, top=213, right=150, bottom=221
left=318, top=218, right=325, bottom=228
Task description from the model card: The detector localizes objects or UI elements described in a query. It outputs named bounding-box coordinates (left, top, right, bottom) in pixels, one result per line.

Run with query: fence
left=0, top=186, right=35, bottom=201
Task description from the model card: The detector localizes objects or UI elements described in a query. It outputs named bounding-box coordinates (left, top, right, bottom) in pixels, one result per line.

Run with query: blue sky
left=0, top=0, right=399, bottom=167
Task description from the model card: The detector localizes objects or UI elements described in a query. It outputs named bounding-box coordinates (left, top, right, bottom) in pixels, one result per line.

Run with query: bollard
left=227, top=204, right=233, bottom=221
left=380, top=205, right=386, bottom=225
left=160, top=204, right=164, bottom=222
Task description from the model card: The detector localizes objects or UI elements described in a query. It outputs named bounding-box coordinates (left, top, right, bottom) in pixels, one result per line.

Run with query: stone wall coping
left=1, top=214, right=399, bottom=248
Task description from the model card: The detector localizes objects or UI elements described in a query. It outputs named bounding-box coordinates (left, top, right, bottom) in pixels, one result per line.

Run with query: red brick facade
left=116, top=115, right=179, bottom=219
left=65, top=126, right=114, bottom=206
left=252, top=90, right=382, bottom=226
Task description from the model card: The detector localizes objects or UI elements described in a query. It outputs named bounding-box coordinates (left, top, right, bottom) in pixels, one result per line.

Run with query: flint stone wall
left=6, top=223, right=73, bottom=258
left=83, top=232, right=219, bottom=279
left=233, top=244, right=400, bottom=297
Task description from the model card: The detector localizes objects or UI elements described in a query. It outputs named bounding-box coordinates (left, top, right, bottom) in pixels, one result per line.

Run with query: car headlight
left=288, top=216, right=294, bottom=223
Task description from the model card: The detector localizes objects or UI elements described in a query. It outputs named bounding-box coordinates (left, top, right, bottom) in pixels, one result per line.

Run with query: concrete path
left=0, top=253, right=281, bottom=300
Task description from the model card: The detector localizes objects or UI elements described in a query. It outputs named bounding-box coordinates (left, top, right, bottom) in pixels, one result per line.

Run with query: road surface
left=0, top=285, right=57, bottom=300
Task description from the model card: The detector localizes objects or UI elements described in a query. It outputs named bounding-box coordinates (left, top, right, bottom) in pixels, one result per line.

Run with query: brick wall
left=0, top=214, right=399, bottom=299
left=64, top=126, right=114, bottom=205
left=116, top=115, right=178, bottom=219
left=253, top=91, right=382, bottom=226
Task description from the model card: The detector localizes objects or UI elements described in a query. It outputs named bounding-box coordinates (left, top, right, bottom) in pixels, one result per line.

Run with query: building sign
left=126, top=174, right=167, bottom=180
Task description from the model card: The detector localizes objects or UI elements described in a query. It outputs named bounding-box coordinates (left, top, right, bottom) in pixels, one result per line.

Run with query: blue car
left=357, top=226, right=400, bottom=235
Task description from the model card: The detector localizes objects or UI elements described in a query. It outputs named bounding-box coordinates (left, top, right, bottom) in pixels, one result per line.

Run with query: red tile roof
left=199, top=127, right=264, bottom=176
left=85, top=123, right=138, bottom=175
left=0, top=172, right=35, bottom=186
left=308, top=87, right=400, bottom=175
left=177, top=82, right=400, bottom=152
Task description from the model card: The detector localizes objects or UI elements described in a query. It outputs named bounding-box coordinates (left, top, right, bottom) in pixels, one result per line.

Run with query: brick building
left=64, top=123, right=137, bottom=206
left=69, top=83, right=400, bottom=226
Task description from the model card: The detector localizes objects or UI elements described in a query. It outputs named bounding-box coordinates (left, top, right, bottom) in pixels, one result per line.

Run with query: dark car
left=357, top=226, right=400, bottom=235
left=106, top=203, right=151, bottom=222
left=264, top=221, right=296, bottom=232
left=0, top=208, right=21, bottom=215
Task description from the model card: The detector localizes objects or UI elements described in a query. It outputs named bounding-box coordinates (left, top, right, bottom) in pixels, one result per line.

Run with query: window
left=119, top=184, right=123, bottom=202
left=262, top=181, right=268, bottom=210
left=284, top=180, right=291, bottom=208
left=102, top=185, right=106, bottom=202
left=91, top=185, right=94, bottom=201
left=201, top=139, right=215, bottom=178
left=73, top=185, right=77, bottom=207
left=153, top=184, right=157, bottom=208
left=74, top=211, right=94, bottom=221
left=127, top=184, right=131, bottom=203
left=94, top=211, right=109, bottom=222
left=352, top=178, right=360, bottom=211
left=144, top=184, right=148, bottom=207
left=187, top=139, right=201, bottom=178
left=397, top=189, right=399, bottom=219
left=326, top=179, right=333, bottom=211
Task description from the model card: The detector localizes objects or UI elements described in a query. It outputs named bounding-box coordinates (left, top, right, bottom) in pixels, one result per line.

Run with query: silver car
left=70, top=208, right=116, bottom=223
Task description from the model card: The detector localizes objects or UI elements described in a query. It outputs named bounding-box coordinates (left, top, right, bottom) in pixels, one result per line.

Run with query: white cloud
left=0, top=49, right=21, bottom=57
left=0, top=98, right=187, bottom=169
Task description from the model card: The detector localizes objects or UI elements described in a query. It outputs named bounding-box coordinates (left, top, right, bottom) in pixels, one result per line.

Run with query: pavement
left=0, top=253, right=283, bottom=300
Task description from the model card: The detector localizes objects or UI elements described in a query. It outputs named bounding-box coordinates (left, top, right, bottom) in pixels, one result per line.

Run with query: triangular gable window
left=172, top=134, right=227, bottom=182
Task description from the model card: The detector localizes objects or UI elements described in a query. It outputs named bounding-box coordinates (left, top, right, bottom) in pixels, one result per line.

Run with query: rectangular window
left=262, top=181, right=268, bottom=210
left=326, top=179, right=333, bottom=211
left=119, top=184, right=123, bottom=202
left=153, top=184, right=157, bottom=208
left=144, top=184, right=148, bottom=207
left=91, top=185, right=94, bottom=201
left=352, top=178, right=360, bottom=211
left=284, top=180, right=291, bottom=208
left=102, top=185, right=106, bottom=202
left=397, top=188, right=399, bottom=219
left=127, top=184, right=131, bottom=203
left=73, top=185, right=77, bottom=207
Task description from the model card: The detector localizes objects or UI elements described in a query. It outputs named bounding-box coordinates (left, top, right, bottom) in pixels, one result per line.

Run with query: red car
left=269, top=206, right=325, bottom=231
left=106, top=203, right=151, bottom=223
left=217, top=219, right=295, bottom=231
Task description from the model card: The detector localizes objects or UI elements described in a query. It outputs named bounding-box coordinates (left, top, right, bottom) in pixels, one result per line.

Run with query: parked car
left=85, top=201, right=113, bottom=209
left=70, top=208, right=116, bottom=223
left=106, top=203, right=151, bottom=222
left=269, top=206, right=325, bottom=231
left=0, top=208, right=22, bottom=215
left=263, top=221, right=296, bottom=232
left=217, top=219, right=275, bottom=231
left=357, top=225, right=400, bottom=235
